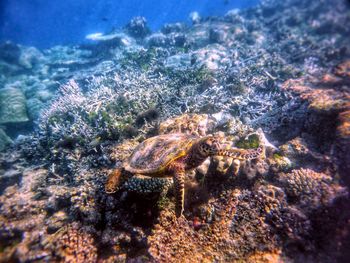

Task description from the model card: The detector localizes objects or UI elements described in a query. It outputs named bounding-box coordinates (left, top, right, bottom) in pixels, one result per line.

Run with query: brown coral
left=334, top=60, right=350, bottom=79
left=147, top=188, right=282, bottom=262
left=282, top=60, right=350, bottom=114
left=282, top=81, right=349, bottom=113
left=46, top=223, right=97, bottom=263
left=277, top=168, right=347, bottom=209
left=282, top=61, right=350, bottom=186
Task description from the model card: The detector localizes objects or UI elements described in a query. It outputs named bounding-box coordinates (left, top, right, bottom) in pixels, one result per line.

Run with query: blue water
left=0, top=0, right=259, bottom=49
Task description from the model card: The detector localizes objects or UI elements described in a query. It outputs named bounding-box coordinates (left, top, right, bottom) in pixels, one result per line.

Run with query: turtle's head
left=197, top=135, right=221, bottom=157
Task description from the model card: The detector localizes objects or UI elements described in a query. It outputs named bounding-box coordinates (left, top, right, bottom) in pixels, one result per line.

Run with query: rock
left=125, top=16, right=151, bottom=39
left=146, top=32, right=187, bottom=48
left=0, top=169, right=22, bottom=194
left=0, top=41, right=21, bottom=64
left=146, top=33, right=168, bottom=47
left=189, top=11, right=201, bottom=25
left=86, top=32, right=135, bottom=49
left=0, top=88, right=29, bottom=124
left=35, top=89, right=53, bottom=102
left=224, top=9, right=244, bottom=24
left=0, top=0, right=349, bottom=261
left=164, top=54, right=191, bottom=69
left=44, top=45, right=93, bottom=67
left=22, top=82, right=46, bottom=98
left=268, top=153, right=293, bottom=172
left=18, top=46, right=46, bottom=69
left=0, top=128, right=13, bottom=151
left=191, top=44, right=230, bottom=71
left=209, top=28, right=226, bottom=44
left=161, top=23, right=187, bottom=34
left=26, top=98, right=44, bottom=120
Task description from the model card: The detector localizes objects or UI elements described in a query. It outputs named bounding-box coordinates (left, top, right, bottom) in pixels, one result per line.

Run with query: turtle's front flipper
left=218, top=146, right=264, bottom=160
left=105, top=168, right=125, bottom=194
left=173, top=169, right=185, bottom=217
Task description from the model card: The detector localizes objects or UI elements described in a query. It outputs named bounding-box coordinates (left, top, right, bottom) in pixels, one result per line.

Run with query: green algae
left=119, top=47, right=157, bottom=71
left=235, top=134, right=260, bottom=149
left=157, top=196, right=172, bottom=211
left=272, top=153, right=293, bottom=171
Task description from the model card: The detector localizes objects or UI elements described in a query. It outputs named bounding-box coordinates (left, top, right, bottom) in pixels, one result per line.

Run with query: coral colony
left=0, top=0, right=349, bottom=262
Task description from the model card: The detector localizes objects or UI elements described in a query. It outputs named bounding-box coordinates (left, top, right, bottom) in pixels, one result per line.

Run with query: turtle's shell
left=124, top=133, right=197, bottom=175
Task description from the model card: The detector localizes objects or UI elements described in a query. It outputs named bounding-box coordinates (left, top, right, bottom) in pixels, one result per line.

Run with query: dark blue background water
left=0, top=0, right=259, bottom=49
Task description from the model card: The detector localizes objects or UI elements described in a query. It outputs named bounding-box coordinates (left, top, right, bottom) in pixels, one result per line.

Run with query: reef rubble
left=0, top=0, right=350, bottom=262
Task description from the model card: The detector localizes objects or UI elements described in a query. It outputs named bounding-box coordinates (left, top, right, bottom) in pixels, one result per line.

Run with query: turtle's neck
left=184, top=143, right=208, bottom=170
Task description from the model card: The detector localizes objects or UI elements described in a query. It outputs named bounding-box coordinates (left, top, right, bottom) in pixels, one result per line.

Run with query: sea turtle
left=105, top=133, right=264, bottom=217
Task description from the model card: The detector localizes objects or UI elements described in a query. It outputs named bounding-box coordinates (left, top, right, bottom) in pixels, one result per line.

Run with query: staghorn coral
left=158, top=112, right=252, bottom=137
left=39, top=79, right=119, bottom=145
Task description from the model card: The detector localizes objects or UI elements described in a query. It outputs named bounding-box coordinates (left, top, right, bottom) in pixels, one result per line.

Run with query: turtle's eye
left=200, top=137, right=220, bottom=155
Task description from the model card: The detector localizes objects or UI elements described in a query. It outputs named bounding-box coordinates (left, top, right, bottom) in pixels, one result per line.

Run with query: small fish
left=89, top=137, right=101, bottom=148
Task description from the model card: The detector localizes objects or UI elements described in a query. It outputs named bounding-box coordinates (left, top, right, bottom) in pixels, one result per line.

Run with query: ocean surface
left=0, top=0, right=349, bottom=262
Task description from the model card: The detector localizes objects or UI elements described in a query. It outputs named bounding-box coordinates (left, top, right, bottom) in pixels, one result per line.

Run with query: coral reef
left=0, top=87, right=29, bottom=124
left=45, top=223, right=98, bottom=263
left=277, top=168, right=347, bottom=209
left=0, top=129, right=12, bottom=152
left=125, top=16, right=151, bottom=39
left=0, top=0, right=349, bottom=261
